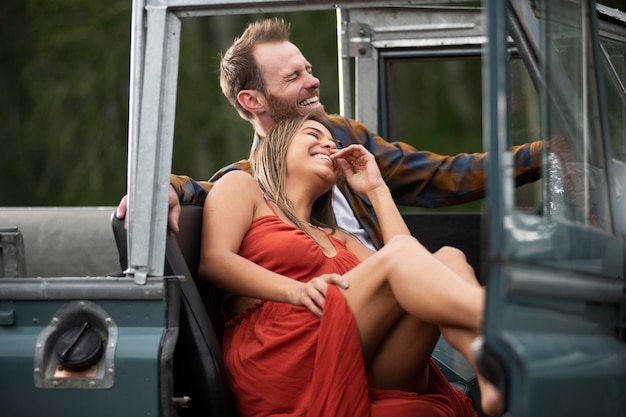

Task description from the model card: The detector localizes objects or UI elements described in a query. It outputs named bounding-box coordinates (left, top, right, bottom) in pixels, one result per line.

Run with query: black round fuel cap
left=54, top=322, right=104, bottom=371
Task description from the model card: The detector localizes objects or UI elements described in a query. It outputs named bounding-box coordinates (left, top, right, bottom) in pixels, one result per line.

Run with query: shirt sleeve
left=170, top=159, right=252, bottom=205
left=170, top=174, right=211, bottom=205
left=329, top=115, right=542, bottom=208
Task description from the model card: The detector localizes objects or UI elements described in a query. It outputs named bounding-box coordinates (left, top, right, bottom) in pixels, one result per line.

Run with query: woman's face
left=285, top=119, right=337, bottom=191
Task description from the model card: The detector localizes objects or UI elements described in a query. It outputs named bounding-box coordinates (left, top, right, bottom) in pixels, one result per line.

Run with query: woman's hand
left=288, top=274, right=349, bottom=317
left=331, top=145, right=386, bottom=196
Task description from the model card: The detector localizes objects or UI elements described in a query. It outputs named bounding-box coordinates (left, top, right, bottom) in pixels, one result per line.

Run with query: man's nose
left=305, top=72, right=320, bottom=88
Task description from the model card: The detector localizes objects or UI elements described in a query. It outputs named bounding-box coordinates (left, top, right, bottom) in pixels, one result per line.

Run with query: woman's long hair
left=250, top=114, right=337, bottom=238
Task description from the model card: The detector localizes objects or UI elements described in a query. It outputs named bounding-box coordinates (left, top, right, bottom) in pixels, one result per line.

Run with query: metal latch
left=347, top=22, right=372, bottom=57
left=171, top=396, right=192, bottom=417
left=0, top=227, right=26, bottom=278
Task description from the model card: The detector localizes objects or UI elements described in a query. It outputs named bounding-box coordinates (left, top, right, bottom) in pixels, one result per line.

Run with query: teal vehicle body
left=480, top=1, right=626, bottom=415
left=1, top=1, right=625, bottom=416
left=0, top=283, right=178, bottom=416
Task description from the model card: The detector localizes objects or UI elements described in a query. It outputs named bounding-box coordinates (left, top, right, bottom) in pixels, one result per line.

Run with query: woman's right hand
left=288, top=274, right=349, bottom=317
left=332, top=144, right=386, bottom=197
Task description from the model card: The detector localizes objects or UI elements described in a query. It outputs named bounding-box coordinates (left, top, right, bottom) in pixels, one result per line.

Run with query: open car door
left=479, top=0, right=626, bottom=416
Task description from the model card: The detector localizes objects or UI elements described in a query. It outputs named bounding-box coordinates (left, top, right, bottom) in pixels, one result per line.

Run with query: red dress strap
left=262, top=195, right=280, bottom=216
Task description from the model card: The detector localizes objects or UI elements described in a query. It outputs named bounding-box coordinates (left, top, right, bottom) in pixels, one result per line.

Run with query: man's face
left=253, top=42, right=327, bottom=123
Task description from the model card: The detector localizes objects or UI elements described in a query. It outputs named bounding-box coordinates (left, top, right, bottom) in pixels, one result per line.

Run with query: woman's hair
left=250, top=114, right=338, bottom=237
left=220, top=18, right=291, bottom=120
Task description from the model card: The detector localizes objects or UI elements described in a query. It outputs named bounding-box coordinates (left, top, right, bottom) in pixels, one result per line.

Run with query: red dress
left=223, top=214, right=476, bottom=417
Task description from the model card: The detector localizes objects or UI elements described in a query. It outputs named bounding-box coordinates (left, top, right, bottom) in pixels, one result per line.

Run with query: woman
left=199, top=114, right=499, bottom=417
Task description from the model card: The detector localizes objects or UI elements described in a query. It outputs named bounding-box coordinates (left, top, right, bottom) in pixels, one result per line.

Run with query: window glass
left=601, top=37, right=626, bottom=232
left=385, top=54, right=483, bottom=212
left=541, top=0, right=611, bottom=232
left=510, top=57, right=542, bottom=210
left=504, top=0, right=622, bottom=278
left=385, top=53, right=543, bottom=212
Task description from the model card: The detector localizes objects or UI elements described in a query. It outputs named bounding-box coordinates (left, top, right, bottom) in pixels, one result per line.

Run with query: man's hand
left=166, top=186, right=181, bottom=233
left=115, top=185, right=181, bottom=233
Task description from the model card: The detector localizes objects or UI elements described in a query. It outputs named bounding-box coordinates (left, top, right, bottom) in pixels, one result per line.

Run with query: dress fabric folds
left=222, top=215, right=476, bottom=417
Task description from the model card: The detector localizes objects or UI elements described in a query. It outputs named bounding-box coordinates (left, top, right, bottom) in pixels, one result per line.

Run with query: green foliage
left=0, top=3, right=340, bottom=206
left=1, top=0, right=131, bottom=206
left=2, top=0, right=622, bottom=206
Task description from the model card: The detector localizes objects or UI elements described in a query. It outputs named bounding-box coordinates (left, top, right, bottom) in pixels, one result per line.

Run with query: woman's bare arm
left=332, top=145, right=411, bottom=244
left=199, top=170, right=346, bottom=316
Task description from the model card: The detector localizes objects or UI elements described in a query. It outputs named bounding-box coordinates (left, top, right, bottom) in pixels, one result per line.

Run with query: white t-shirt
left=332, top=185, right=376, bottom=251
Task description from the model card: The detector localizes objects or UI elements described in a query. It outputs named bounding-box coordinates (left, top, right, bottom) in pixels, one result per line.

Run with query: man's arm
left=170, top=159, right=252, bottom=204
left=170, top=175, right=212, bottom=205
left=329, top=115, right=542, bottom=208
left=116, top=160, right=252, bottom=232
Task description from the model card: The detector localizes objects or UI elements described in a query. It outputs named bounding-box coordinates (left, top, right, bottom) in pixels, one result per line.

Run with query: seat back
left=402, top=212, right=482, bottom=282
left=111, top=204, right=236, bottom=417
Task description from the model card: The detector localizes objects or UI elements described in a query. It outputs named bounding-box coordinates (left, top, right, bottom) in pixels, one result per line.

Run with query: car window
left=503, top=0, right=623, bottom=279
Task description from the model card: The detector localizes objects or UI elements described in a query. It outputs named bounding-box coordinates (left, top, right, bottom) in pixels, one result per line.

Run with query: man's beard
left=266, top=92, right=326, bottom=123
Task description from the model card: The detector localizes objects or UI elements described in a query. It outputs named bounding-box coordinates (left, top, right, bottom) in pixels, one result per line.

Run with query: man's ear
left=237, top=90, right=267, bottom=115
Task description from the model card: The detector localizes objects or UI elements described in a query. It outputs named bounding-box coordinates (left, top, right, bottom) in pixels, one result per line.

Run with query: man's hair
left=250, top=114, right=337, bottom=236
left=220, top=18, right=291, bottom=120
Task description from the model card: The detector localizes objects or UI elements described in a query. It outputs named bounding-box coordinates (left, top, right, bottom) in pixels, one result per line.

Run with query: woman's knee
left=385, top=235, right=423, bottom=253
left=434, top=246, right=478, bottom=283
left=381, top=236, right=434, bottom=268
left=434, top=245, right=467, bottom=263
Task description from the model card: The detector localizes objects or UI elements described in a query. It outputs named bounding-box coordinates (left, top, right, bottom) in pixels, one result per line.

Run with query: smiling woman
left=250, top=116, right=339, bottom=239
left=198, top=114, right=498, bottom=417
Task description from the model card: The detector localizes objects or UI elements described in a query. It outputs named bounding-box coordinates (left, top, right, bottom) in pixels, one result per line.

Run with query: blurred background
left=1, top=0, right=623, bottom=206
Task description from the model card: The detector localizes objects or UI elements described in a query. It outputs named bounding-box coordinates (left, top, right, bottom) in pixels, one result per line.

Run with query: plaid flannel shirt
left=170, top=114, right=542, bottom=248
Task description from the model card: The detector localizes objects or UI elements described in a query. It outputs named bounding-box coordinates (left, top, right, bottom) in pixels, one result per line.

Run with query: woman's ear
left=238, top=90, right=267, bottom=115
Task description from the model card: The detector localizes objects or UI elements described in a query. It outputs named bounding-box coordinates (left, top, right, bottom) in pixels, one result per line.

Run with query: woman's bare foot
left=438, top=330, right=503, bottom=416
left=468, top=336, right=503, bottom=417
left=477, top=375, right=502, bottom=417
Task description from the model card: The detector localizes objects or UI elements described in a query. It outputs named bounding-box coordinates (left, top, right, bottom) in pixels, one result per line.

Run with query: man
left=117, top=17, right=542, bottom=250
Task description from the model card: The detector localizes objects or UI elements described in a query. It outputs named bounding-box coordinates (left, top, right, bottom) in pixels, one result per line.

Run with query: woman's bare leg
left=433, top=246, right=481, bottom=287
left=368, top=245, right=479, bottom=393
left=338, top=236, right=499, bottom=415
left=339, top=235, right=483, bottom=351
left=433, top=245, right=502, bottom=416
left=369, top=315, right=440, bottom=393
left=370, top=242, right=479, bottom=394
